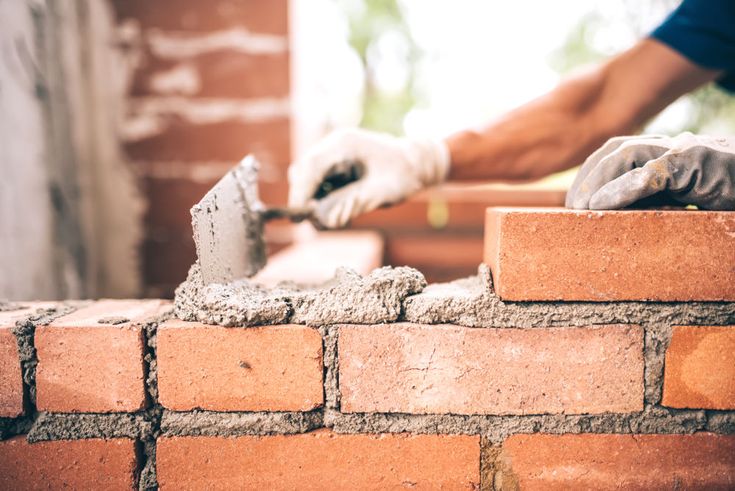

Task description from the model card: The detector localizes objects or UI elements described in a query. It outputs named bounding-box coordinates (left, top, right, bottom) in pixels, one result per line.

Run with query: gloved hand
left=288, top=128, right=450, bottom=228
left=565, top=132, right=735, bottom=210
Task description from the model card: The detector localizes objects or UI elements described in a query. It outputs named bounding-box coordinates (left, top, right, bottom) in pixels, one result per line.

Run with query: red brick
left=132, top=51, right=289, bottom=99
left=123, top=117, right=290, bottom=163
left=0, top=437, right=138, bottom=490
left=662, top=325, right=735, bottom=409
left=339, top=323, right=643, bottom=415
left=157, top=321, right=322, bottom=411
left=157, top=431, right=479, bottom=490
left=0, top=303, right=57, bottom=417
left=0, top=329, right=22, bottom=418
left=112, top=0, right=288, bottom=34
left=35, top=299, right=170, bottom=413
left=484, top=207, right=735, bottom=301
left=498, top=433, right=735, bottom=490
left=254, top=231, right=384, bottom=286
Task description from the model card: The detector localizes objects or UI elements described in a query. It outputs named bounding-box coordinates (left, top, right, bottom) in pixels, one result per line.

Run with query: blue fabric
left=651, top=0, right=735, bottom=92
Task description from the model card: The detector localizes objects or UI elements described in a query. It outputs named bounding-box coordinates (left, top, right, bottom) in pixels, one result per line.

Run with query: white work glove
left=288, top=128, right=451, bottom=228
left=566, top=132, right=735, bottom=210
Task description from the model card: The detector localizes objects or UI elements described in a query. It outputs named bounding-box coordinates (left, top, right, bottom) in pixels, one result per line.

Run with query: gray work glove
left=566, top=132, right=735, bottom=210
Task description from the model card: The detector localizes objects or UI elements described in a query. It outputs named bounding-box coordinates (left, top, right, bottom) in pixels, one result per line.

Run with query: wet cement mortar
left=2, top=265, right=735, bottom=489
left=174, top=261, right=426, bottom=326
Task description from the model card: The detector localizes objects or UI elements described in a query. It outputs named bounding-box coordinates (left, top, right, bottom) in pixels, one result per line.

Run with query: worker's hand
left=566, top=132, right=735, bottom=210
left=288, top=128, right=450, bottom=228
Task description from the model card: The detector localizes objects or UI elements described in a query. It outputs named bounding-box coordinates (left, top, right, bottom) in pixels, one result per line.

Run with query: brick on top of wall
left=0, top=437, right=138, bottom=490
left=497, top=433, right=735, bottom=490
left=35, top=299, right=170, bottom=413
left=157, top=320, right=323, bottom=411
left=484, top=207, right=735, bottom=301
left=339, top=323, right=644, bottom=415
left=157, top=431, right=480, bottom=490
left=662, top=325, right=735, bottom=410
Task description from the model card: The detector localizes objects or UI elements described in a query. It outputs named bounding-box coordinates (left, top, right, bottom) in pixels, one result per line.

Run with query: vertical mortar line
left=479, top=436, right=516, bottom=491
left=139, top=311, right=172, bottom=491
left=318, top=324, right=341, bottom=428
left=478, top=435, right=492, bottom=491
left=642, top=321, right=672, bottom=408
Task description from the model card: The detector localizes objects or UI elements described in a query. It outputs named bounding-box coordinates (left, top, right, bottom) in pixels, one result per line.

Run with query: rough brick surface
left=339, top=323, right=643, bottom=415
left=157, top=431, right=479, bottom=490
left=157, top=321, right=323, bottom=411
left=498, top=433, right=735, bottom=490
left=663, top=325, right=735, bottom=409
left=484, top=207, right=735, bottom=301
left=0, top=328, right=22, bottom=417
left=0, top=437, right=138, bottom=490
left=35, top=299, right=169, bottom=413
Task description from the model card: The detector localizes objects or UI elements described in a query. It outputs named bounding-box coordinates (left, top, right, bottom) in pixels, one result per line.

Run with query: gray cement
left=175, top=262, right=735, bottom=329
left=174, top=262, right=292, bottom=326
left=289, top=266, right=425, bottom=325
left=161, top=410, right=324, bottom=437
left=27, top=412, right=153, bottom=442
left=403, top=265, right=735, bottom=328
left=174, top=262, right=426, bottom=327
left=319, top=326, right=340, bottom=409
left=325, top=406, right=708, bottom=444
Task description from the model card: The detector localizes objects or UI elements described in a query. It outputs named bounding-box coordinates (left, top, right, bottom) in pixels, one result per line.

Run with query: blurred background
left=2, top=0, right=733, bottom=300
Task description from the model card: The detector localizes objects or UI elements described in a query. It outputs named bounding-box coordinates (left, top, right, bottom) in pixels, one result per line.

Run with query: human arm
left=288, top=39, right=722, bottom=227
left=446, top=38, right=722, bottom=181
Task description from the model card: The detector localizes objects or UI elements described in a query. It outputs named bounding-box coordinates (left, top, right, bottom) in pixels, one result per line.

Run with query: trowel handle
left=261, top=206, right=314, bottom=222
left=313, top=160, right=364, bottom=200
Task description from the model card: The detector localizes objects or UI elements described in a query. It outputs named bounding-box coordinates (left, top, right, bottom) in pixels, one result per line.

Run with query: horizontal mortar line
left=8, top=409, right=734, bottom=441
left=145, top=27, right=289, bottom=58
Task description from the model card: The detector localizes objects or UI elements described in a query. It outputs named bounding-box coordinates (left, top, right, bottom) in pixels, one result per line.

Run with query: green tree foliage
left=342, top=1, right=734, bottom=135
left=340, top=0, right=420, bottom=135
left=549, top=3, right=735, bottom=134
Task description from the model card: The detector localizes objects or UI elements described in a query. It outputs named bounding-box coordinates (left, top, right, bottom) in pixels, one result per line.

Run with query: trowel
left=191, top=155, right=360, bottom=284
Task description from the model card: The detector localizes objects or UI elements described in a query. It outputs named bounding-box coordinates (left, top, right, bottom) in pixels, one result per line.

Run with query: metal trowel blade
left=190, top=155, right=267, bottom=284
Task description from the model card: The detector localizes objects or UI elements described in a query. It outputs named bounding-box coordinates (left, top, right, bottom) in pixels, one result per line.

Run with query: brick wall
left=110, top=0, right=292, bottom=297
left=1, top=207, right=734, bottom=489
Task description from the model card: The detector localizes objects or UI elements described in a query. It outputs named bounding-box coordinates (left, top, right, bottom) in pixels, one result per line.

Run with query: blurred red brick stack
left=111, top=0, right=291, bottom=297
left=110, top=1, right=569, bottom=296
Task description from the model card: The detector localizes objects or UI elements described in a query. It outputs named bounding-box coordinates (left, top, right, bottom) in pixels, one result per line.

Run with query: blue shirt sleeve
left=650, top=0, right=735, bottom=92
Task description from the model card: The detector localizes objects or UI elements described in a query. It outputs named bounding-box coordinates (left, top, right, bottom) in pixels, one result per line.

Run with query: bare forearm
left=446, top=39, right=721, bottom=181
